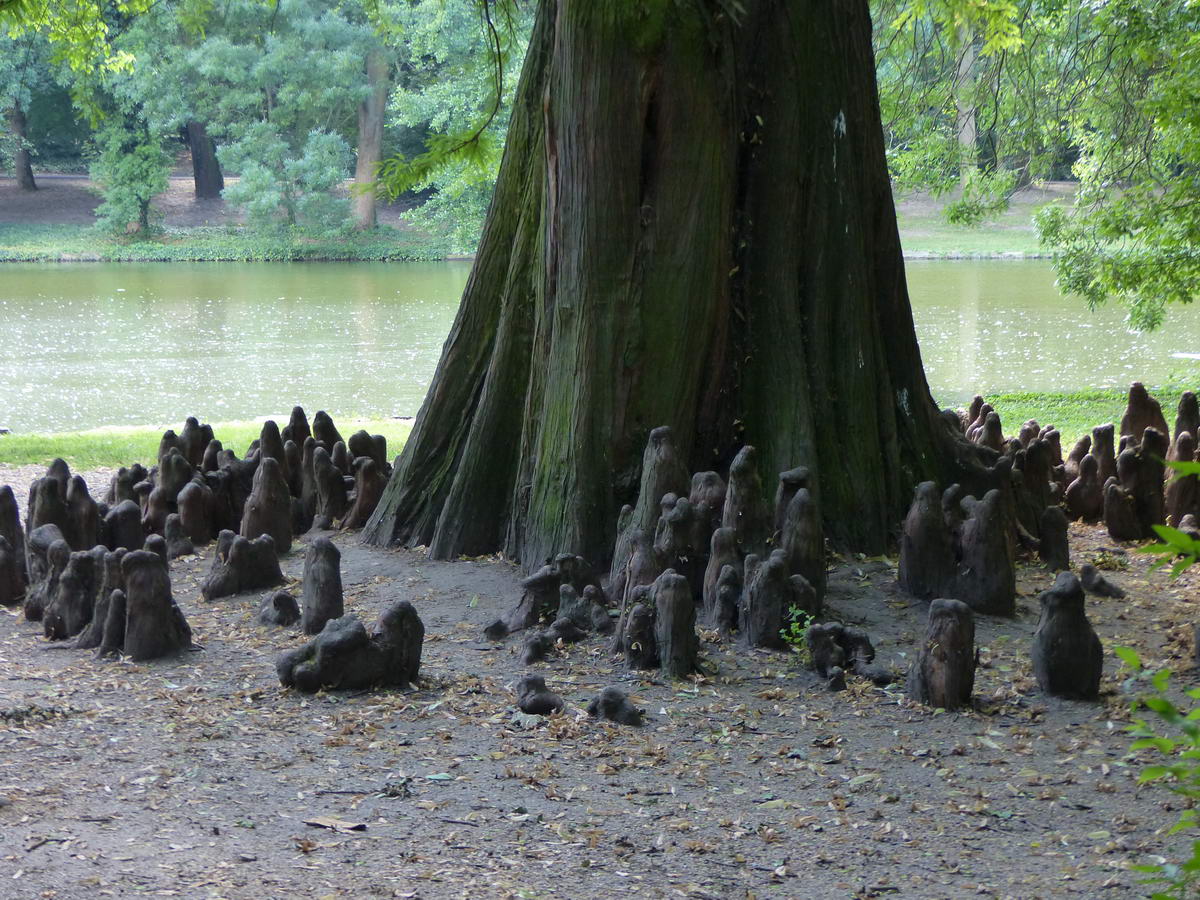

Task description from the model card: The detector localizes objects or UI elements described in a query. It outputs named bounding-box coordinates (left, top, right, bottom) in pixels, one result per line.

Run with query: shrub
left=220, top=124, right=352, bottom=232
left=89, top=120, right=171, bottom=235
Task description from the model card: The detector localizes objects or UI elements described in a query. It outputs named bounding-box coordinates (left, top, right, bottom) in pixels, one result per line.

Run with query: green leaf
left=1114, top=646, right=1143, bottom=670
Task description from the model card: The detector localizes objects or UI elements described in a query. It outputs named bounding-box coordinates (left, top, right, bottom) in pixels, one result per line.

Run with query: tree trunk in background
left=353, top=52, right=389, bottom=230
left=186, top=121, right=224, bottom=198
left=7, top=101, right=36, bottom=191
left=363, top=0, right=981, bottom=571
left=955, top=25, right=978, bottom=188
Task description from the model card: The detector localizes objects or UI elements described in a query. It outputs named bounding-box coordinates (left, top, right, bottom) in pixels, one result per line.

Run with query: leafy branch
left=374, top=0, right=511, bottom=200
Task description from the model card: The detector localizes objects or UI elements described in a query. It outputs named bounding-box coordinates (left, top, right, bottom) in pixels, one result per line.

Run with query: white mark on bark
left=898, top=387, right=912, bottom=416
left=833, top=111, right=847, bottom=137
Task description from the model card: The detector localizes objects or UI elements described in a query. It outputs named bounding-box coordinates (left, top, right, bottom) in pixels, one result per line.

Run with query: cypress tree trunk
left=185, top=121, right=224, bottom=199
left=353, top=52, right=389, bottom=230
left=364, top=0, right=976, bottom=570
left=7, top=101, right=36, bottom=191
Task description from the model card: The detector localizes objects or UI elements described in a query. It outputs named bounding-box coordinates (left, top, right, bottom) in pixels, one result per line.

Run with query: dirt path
left=0, top=175, right=415, bottom=228
left=1, top=513, right=1194, bottom=899
left=1, top=176, right=1069, bottom=245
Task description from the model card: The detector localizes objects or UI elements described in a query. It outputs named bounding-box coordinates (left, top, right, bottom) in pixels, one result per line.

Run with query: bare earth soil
left=1, top=496, right=1196, bottom=899
left=0, top=176, right=1068, bottom=244
left=0, top=175, right=414, bottom=227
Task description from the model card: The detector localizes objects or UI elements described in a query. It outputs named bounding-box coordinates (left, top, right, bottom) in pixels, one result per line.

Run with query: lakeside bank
left=0, top=387, right=1178, bottom=471
left=0, top=178, right=1065, bottom=262
left=0, top=221, right=1051, bottom=262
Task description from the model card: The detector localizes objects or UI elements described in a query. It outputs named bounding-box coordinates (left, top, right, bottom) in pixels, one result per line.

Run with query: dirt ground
left=0, top=175, right=1069, bottom=236
left=1, top=468, right=1197, bottom=899
left=0, top=175, right=414, bottom=228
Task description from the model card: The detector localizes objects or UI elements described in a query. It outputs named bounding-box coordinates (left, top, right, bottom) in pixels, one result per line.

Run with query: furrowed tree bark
left=353, top=51, right=389, bottom=230
left=364, top=0, right=971, bottom=570
left=7, top=101, right=36, bottom=191
left=185, top=121, right=223, bottom=199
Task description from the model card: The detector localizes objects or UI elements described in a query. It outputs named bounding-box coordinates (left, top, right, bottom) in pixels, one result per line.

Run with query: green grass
left=0, top=223, right=452, bottom=262
left=896, top=210, right=1047, bottom=257
left=943, top=382, right=1194, bottom=445
left=0, top=418, right=412, bottom=471
left=892, top=186, right=1075, bottom=257
left=1, top=387, right=1189, bottom=474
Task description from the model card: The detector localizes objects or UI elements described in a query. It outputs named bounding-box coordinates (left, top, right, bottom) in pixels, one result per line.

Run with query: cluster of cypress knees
left=897, top=380, right=1197, bottom=710
left=0, top=384, right=1179, bottom=717
left=0, top=408, right=425, bottom=690
left=499, top=383, right=1185, bottom=717
left=494, top=426, right=846, bottom=722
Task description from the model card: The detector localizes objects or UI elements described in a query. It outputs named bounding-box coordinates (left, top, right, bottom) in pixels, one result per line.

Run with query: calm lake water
left=1, top=259, right=1198, bottom=433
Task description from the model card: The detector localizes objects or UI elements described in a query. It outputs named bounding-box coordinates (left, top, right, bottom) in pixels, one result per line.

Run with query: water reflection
left=1, top=259, right=1198, bottom=433
left=907, top=260, right=1200, bottom=403
left=0, top=261, right=472, bottom=432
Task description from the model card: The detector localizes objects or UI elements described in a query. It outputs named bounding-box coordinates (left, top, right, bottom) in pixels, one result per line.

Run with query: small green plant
left=780, top=607, right=816, bottom=661
left=1116, top=646, right=1200, bottom=899
left=1118, top=475, right=1200, bottom=898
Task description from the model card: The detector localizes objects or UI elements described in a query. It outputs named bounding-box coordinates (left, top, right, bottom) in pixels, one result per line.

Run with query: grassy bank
left=893, top=184, right=1071, bottom=258
left=0, top=219, right=1047, bottom=262
left=897, top=214, right=1047, bottom=257
left=0, top=418, right=412, bottom=471
left=944, top=383, right=1195, bottom=446
left=0, top=224, right=450, bottom=262
left=1, top=386, right=1190, bottom=473
left=0, top=185, right=1067, bottom=261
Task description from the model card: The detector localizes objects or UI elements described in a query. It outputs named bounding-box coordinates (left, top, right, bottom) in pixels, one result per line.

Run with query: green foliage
left=88, top=118, right=170, bottom=234
left=0, top=0, right=150, bottom=78
left=220, top=125, right=352, bottom=231
left=877, top=0, right=1123, bottom=227
left=888, top=0, right=1023, bottom=56
left=780, top=607, right=816, bottom=661
left=381, top=0, right=532, bottom=250
left=1035, top=0, right=1200, bottom=330
left=25, top=80, right=90, bottom=168
left=1117, top=647, right=1200, bottom=898
left=1137, top=523, right=1200, bottom=578
left=876, top=0, right=1061, bottom=205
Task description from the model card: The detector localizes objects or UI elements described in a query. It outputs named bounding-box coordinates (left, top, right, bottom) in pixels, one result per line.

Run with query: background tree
left=111, top=0, right=398, bottom=228
left=89, top=111, right=170, bottom=233
left=218, top=123, right=352, bottom=230
left=0, top=30, right=55, bottom=189
left=106, top=2, right=226, bottom=197
left=873, top=0, right=1080, bottom=223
